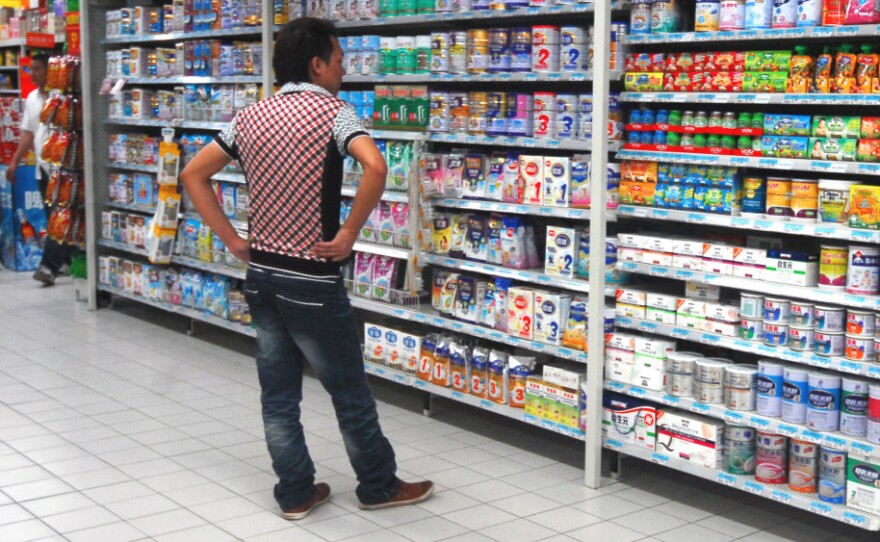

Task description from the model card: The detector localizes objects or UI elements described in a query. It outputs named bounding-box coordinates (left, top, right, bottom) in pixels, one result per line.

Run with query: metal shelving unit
left=621, top=92, right=880, bottom=106
left=345, top=70, right=621, bottom=84
left=622, top=24, right=880, bottom=44
left=105, top=201, right=155, bottom=214
left=123, top=76, right=263, bottom=85
left=432, top=198, right=612, bottom=221
left=102, top=26, right=263, bottom=45
left=342, top=186, right=409, bottom=202
left=98, top=238, right=149, bottom=257
left=431, top=133, right=621, bottom=152
left=616, top=150, right=880, bottom=176
left=105, top=119, right=229, bottom=130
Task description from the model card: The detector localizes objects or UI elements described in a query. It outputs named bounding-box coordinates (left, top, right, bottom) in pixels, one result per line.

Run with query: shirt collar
left=277, top=82, right=334, bottom=97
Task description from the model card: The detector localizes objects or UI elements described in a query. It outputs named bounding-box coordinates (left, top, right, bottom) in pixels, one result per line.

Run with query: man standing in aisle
left=5, top=53, right=69, bottom=285
left=180, top=18, right=433, bottom=520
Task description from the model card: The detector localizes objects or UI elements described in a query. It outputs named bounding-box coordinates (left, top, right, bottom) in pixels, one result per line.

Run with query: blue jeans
left=244, top=265, right=399, bottom=509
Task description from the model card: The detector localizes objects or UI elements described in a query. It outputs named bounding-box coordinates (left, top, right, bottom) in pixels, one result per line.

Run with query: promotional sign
left=0, top=165, right=46, bottom=270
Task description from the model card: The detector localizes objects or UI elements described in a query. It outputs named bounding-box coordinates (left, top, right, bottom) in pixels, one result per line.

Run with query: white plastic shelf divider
left=369, top=129, right=427, bottom=141
left=97, top=284, right=256, bottom=338
left=618, top=261, right=880, bottom=311
left=123, top=75, right=263, bottom=84
left=364, top=362, right=585, bottom=441
left=432, top=198, right=613, bottom=221
left=621, top=92, right=880, bottom=106
left=616, top=149, right=880, bottom=176
left=102, top=26, right=263, bottom=45
left=614, top=315, right=880, bottom=380
left=353, top=241, right=410, bottom=259
left=604, top=379, right=879, bottom=461
left=617, top=205, right=880, bottom=244
left=431, top=133, right=621, bottom=152
left=105, top=201, right=155, bottom=214
left=348, top=296, right=590, bottom=363
left=170, top=255, right=246, bottom=280
left=422, top=253, right=615, bottom=296
left=106, top=162, right=157, bottom=174
left=604, top=438, right=880, bottom=531
left=106, top=119, right=228, bottom=130
left=622, top=24, right=880, bottom=45
left=345, top=70, right=621, bottom=83
left=342, top=186, right=409, bottom=202
left=98, top=238, right=149, bottom=257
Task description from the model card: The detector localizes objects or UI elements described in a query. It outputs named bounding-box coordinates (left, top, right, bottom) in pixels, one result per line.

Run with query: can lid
left=842, top=377, right=869, bottom=393
left=784, top=367, right=809, bottom=379
left=726, top=364, right=759, bottom=375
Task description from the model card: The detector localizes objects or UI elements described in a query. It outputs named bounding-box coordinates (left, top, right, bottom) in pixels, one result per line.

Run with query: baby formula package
left=354, top=252, right=375, bottom=298
left=469, top=346, right=489, bottom=398
left=417, top=333, right=438, bottom=382
left=432, top=214, right=452, bottom=255
left=562, top=296, right=588, bottom=350
left=501, top=216, right=528, bottom=269
left=443, top=153, right=465, bottom=198
left=525, top=225, right=541, bottom=269
left=508, top=355, right=537, bottom=408
left=493, top=278, right=513, bottom=332
left=432, top=269, right=450, bottom=310
left=484, top=153, right=507, bottom=201
left=501, top=154, right=523, bottom=203
left=454, top=276, right=482, bottom=322
left=449, top=340, right=471, bottom=392
left=439, top=272, right=459, bottom=314
left=462, top=153, right=487, bottom=199
left=422, top=153, right=444, bottom=197
left=449, top=214, right=470, bottom=259
left=431, top=335, right=452, bottom=387
left=486, top=214, right=504, bottom=265
left=391, top=203, right=410, bottom=248
left=465, top=215, right=488, bottom=261
left=371, top=256, right=399, bottom=302
left=487, top=350, right=509, bottom=404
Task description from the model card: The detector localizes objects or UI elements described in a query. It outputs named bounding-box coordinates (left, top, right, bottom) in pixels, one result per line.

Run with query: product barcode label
left=777, top=424, right=798, bottom=436
left=743, top=481, right=763, bottom=495
left=770, top=490, right=791, bottom=503
left=716, top=473, right=737, bottom=486
left=810, top=502, right=832, bottom=516
left=844, top=511, right=867, bottom=526
left=651, top=453, right=669, bottom=465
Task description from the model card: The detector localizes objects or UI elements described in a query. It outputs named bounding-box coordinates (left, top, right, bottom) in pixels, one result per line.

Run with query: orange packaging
left=863, top=118, right=880, bottom=139
left=621, top=160, right=658, bottom=183
left=416, top=335, right=436, bottom=382
left=856, top=45, right=879, bottom=94
left=833, top=45, right=858, bottom=93
left=708, top=51, right=747, bottom=72
left=619, top=181, right=657, bottom=207
left=430, top=338, right=451, bottom=387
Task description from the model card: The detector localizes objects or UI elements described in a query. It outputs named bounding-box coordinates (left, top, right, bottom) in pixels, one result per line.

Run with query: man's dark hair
left=31, top=53, right=50, bottom=67
left=274, top=18, right=338, bottom=85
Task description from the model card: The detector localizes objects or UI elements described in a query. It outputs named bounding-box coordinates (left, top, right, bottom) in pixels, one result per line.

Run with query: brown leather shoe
left=281, top=483, right=331, bottom=520
left=358, top=479, right=434, bottom=510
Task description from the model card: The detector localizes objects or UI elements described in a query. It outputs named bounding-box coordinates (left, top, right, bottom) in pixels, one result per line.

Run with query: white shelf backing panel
left=103, top=27, right=263, bottom=45
left=341, top=186, right=409, bottom=202
left=421, top=253, right=615, bottom=296
left=618, top=261, right=880, bottom=312
left=616, top=150, right=880, bottom=176
left=353, top=241, right=410, bottom=259
left=617, top=205, right=880, bottom=244
left=344, top=70, right=621, bottom=83
left=364, top=362, right=585, bottom=441
left=98, top=238, right=149, bottom=257
left=623, top=24, right=880, bottom=44
left=604, top=380, right=880, bottom=461
left=105, top=119, right=228, bottom=130
left=105, top=201, right=155, bottom=214
left=621, top=92, right=880, bottom=106
left=170, top=255, right=246, bottom=280
left=348, top=296, right=590, bottom=363
left=431, top=133, right=622, bottom=152
left=604, top=439, right=880, bottom=531
left=124, top=76, right=263, bottom=85
left=614, top=316, right=880, bottom=380
left=432, top=198, right=614, bottom=221
left=98, top=284, right=256, bottom=337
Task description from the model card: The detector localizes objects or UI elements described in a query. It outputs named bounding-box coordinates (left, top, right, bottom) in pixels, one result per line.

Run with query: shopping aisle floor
left=0, top=270, right=876, bottom=542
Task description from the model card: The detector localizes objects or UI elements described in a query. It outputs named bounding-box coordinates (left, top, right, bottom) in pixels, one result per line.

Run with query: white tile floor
left=0, top=270, right=878, bottom=542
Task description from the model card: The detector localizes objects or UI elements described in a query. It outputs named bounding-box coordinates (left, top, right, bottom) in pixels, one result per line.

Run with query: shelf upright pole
left=81, top=0, right=98, bottom=310
left=585, top=0, right=612, bottom=489
left=263, top=0, right=274, bottom=97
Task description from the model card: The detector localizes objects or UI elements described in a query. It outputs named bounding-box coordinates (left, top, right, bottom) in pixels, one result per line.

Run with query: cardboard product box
left=732, top=262, right=764, bottom=279
left=764, top=114, right=812, bottom=136
left=520, top=155, right=544, bottom=205
left=616, top=303, right=647, bottom=320
left=742, top=71, right=788, bottom=93
left=764, top=249, right=819, bottom=286
left=400, top=331, right=422, bottom=374
left=677, top=314, right=707, bottom=330
left=808, top=138, right=858, bottom=162
left=618, top=232, right=649, bottom=249
left=703, top=258, right=733, bottom=275
left=642, top=236, right=676, bottom=254
left=543, top=156, right=571, bottom=207
left=608, top=332, right=638, bottom=352
left=646, top=292, right=678, bottom=312
left=858, top=139, right=880, bottom=163
left=646, top=307, right=677, bottom=325
left=673, top=238, right=704, bottom=257
left=543, top=364, right=584, bottom=390
left=847, top=456, right=880, bottom=515
left=677, top=298, right=706, bottom=317
left=812, top=116, right=862, bottom=139
left=619, top=181, right=656, bottom=207
left=545, top=226, right=578, bottom=278
left=534, top=291, right=572, bottom=346
left=507, top=287, right=536, bottom=340
left=632, top=355, right=666, bottom=391
left=848, top=185, right=880, bottom=230
left=635, top=336, right=676, bottom=357
left=621, top=161, right=659, bottom=184
left=862, top=118, right=880, bottom=139
left=616, top=288, right=647, bottom=307
left=641, top=250, right=673, bottom=268
left=656, top=409, right=725, bottom=469
left=762, top=136, right=809, bottom=159
left=617, top=247, right=643, bottom=263
left=704, top=301, right=740, bottom=323
left=744, top=50, right=791, bottom=72
left=673, top=254, right=703, bottom=271
left=607, top=359, right=634, bottom=384
left=602, top=392, right=657, bottom=450
left=624, top=72, right=664, bottom=92
left=686, top=282, right=721, bottom=300
left=703, top=242, right=736, bottom=262
left=704, top=319, right=738, bottom=337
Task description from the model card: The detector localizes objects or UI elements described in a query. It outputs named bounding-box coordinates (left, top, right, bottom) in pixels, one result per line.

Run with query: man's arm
left=5, top=130, right=35, bottom=182
left=179, top=141, right=250, bottom=262
left=313, top=136, right=387, bottom=262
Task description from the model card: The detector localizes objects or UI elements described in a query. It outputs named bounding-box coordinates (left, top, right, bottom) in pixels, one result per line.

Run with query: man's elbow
left=365, top=160, right=388, bottom=182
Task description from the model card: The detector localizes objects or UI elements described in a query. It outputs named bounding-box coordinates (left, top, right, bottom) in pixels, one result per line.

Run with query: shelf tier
left=616, top=150, right=880, bottom=176
left=353, top=241, right=410, bottom=259
left=605, top=379, right=880, bottom=462
left=432, top=198, right=614, bottom=221
left=620, top=92, right=880, bottom=106
left=105, top=201, right=155, bottom=214
left=170, top=255, right=246, bottom=280
left=364, top=362, right=585, bottom=441
left=0, top=66, right=18, bottom=72
left=106, top=119, right=228, bottom=130
left=422, top=253, right=615, bottom=296
left=98, top=284, right=256, bottom=338
left=0, top=38, right=25, bottom=47
left=604, top=439, right=880, bottom=531
left=369, top=129, right=427, bottom=141
left=102, top=27, right=263, bottom=45
left=618, top=261, right=880, bottom=312
left=0, top=89, right=20, bottom=94
left=342, top=186, right=409, bottom=203
left=344, top=70, right=619, bottom=84
left=122, top=75, right=263, bottom=85
left=616, top=205, right=880, bottom=244
left=98, top=239, right=149, bottom=257
left=348, top=296, right=590, bottom=363
left=622, top=24, right=880, bottom=45
left=431, top=133, right=621, bottom=152
left=179, top=212, right=247, bottom=231
left=105, top=162, right=244, bottom=184
left=614, top=315, right=880, bottom=380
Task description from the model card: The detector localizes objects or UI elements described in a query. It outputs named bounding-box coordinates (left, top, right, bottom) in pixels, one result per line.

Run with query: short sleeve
left=215, top=115, right=240, bottom=161
left=332, top=103, right=369, bottom=156
left=20, top=93, right=39, bottom=133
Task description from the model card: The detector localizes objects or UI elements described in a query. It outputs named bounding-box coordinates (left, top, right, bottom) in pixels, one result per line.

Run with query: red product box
left=665, top=52, right=713, bottom=73
left=689, top=71, right=744, bottom=92
left=625, top=53, right=666, bottom=73
left=663, top=72, right=695, bottom=92
left=707, top=51, right=746, bottom=72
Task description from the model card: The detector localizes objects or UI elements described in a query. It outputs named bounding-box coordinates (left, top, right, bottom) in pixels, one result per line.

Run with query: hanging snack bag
left=562, top=296, right=589, bottom=350
left=432, top=213, right=452, bottom=255
left=501, top=153, right=523, bottom=203
left=439, top=272, right=460, bottom=314
left=463, top=153, right=487, bottom=199
left=371, top=256, right=399, bottom=302
left=465, top=214, right=488, bottom=261
left=449, top=214, right=470, bottom=259
left=486, top=213, right=505, bottom=265
left=354, top=252, right=375, bottom=298
left=485, top=153, right=507, bottom=201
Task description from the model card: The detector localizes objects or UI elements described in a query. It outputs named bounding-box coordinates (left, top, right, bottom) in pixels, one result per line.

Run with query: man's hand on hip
left=313, top=229, right=357, bottom=262
left=229, top=236, right=252, bottom=263
left=5, top=164, right=16, bottom=183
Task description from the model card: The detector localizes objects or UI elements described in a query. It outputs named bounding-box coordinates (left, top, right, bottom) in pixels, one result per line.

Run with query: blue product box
left=0, top=165, right=46, bottom=271
left=763, top=114, right=812, bottom=136
left=761, top=136, right=809, bottom=158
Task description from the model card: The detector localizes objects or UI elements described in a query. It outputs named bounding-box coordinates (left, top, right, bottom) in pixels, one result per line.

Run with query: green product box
left=812, top=116, right=863, bottom=138
left=762, top=136, right=809, bottom=158
left=847, top=457, right=880, bottom=515
left=392, top=86, right=412, bottom=128
left=764, top=114, right=812, bottom=136
left=744, top=51, right=791, bottom=72
left=742, top=72, right=788, bottom=92
left=808, top=138, right=858, bottom=161
left=373, top=85, right=393, bottom=128
left=410, top=85, right=429, bottom=127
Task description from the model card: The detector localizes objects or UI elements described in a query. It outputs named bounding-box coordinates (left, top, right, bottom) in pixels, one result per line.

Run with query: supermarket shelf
left=105, top=118, right=228, bottom=130
left=106, top=162, right=157, bottom=174
left=618, top=261, right=880, bottom=312
left=616, top=150, right=880, bottom=176
left=103, top=27, right=263, bottom=45
left=170, top=255, right=246, bottom=280
left=605, top=379, right=879, bottom=461
left=432, top=198, right=611, bottom=221
left=422, top=253, right=615, bottom=296
left=353, top=242, right=410, bottom=259
left=212, top=171, right=246, bottom=184
left=98, top=284, right=256, bottom=338
left=98, top=239, right=149, bottom=257
left=617, top=205, right=880, bottom=244
left=0, top=89, right=19, bottom=94
left=0, top=66, right=18, bottom=72
left=430, top=133, right=621, bottom=152
left=0, top=38, right=25, bottom=48
left=621, top=92, right=880, bottom=106
left=364, top=362, right=585, bottom=441
left=342, top=186, right=409, bottom=202
left=123, top=75, right=263, bottom=85
left=180, top=212, right=247, bottom=231
left=369, top=129, right=427, bottom=141
left=605, top=438, right=880, bottom=531
left=614, top=315, right=880, bottom=380
left=622, top=24, right=880, bottom=45
left=348, top=296, right=590, bottom=363
left=105, top=201, right=155, bottom=214
left=345, top=70, right=620, bottom=83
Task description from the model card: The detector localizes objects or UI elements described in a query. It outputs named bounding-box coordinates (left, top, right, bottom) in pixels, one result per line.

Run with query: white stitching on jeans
left=277, top=294, right=323, bottom=307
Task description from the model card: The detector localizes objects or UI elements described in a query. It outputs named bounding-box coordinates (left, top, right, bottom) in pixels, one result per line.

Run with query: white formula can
left=720, top=0, right=746, bottom=29
left=740, top=318, right=764, bottom=342
left=725, top=364, right=759, bottom=388
left=763, top=322, right=788, bottom=347
left=818, top=447, right=846, bottom=504
left=796, top=0, right=821, bottom=26
left=696, top=381, right=724, bottom=404
left=841, top=377, right=869, bottom=437
left=806, top=372, right=841, bottom=432
left=666, top=351, right=702, bottom=373
left=740, top=293, right=764, bottom=319
left=788, top=326, right=815, bottom=351
left=815, top=331, right=845, bottom=357
left=846, top=334, right=875, bottom=362
left=757, top=360, right=785, bottom=417
left=789, top=302, right=814, bottom=327
left=696, top=358, right=730, bottom=384
left=846, top=245, right=880, bottom=295
left=847, top=310, right=876, bottom=337
left=782, top=367, right=809, bottom=424
left=764, top=297, right=790, bottom=323
left=726, top=385, right=757, bottom=411
left=815, top=306, right=846, bottom=333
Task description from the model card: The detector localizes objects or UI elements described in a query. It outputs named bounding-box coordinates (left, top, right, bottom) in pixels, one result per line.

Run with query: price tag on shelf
left=662, top=393, right=681, bottom=405
left=802, top=430, right=823, bottom=443
left=701, top=333, right=721, bottom=345
left=843, top=511, right=867, bottom=527
left=749, top=416, right=770, bottom=428
left=840, top=361, right=862, bottom=375
left=770, top=490, right=792, bottom=503
left=824, top=435, right=846, bottom=450
left=639, top=322, right=658, bottom=332
left=851, top=230, right=876, bottom=242
left=828, top=162, right=849, bottom=174
left=393, top=373, right=406, bottom=383
left=809, top=355, right=832, bottom=368
left=547, top=73, right=562, bottom=81
left=716, top=472, right=737, bottom=486
left=630, top=387, right=648, bottom=398
left=744, top=481, right=764, bottom=495
left=672, top=328, right=690, bottom=339
left=690, top=402, right=711, bottom=414
left=753, top=220, right=773, bottom=231
left=812, top=27, right=833, bottom=36
left=783, top=223, right=804, bottom=234
left=724, top=410, right=745, bottom=423
left=776, top=424, right=798, bottom=437
left=606, top=438, right=622, bottom=449
left=686, top=213, right=706, bottom=223
left=607, top=381, right=625, bottom=391
left=810, top=502, right=832, bottom=516
left=651, top=453, right=669, bottom=465
left=868, top=366, right=880, bottom=379
left=489, top=331, right=504, bottom=341
left=649, top=266, right=668, bottom=277
left=414, top=379, right=428, bottom=388
left=731, top=218, right=750, bottom=227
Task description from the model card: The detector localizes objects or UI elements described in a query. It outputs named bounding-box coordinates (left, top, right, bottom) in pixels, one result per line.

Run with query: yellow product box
left=624, top=72, right=664, bottom=92
left=847, top=185, right=880, bottom=230
left=619, top=181, right=656, bottom=207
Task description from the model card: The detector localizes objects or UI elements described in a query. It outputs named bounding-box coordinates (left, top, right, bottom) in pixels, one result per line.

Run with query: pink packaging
left=845, top=0, right=880, bottom=22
